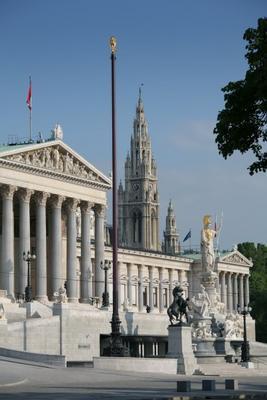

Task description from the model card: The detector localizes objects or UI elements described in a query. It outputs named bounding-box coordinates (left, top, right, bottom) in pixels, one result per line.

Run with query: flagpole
left=26, top=76, right=32, bottom=142
left=29, top=76, right=32, bottom=141
left=215, top=213, right=218, bottom=254
left=216, top=211, right=223, bottom=253
left=189, top=229, right=192, bottom=251
left=30, top=104, right=32, bottom=142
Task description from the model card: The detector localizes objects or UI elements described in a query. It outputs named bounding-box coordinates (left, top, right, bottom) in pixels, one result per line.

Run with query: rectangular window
left=153, top=287, right=158, bottom=307
left=132, top=285, right=137, bottom=305
left=163, top=288, right=168, bottom=308
left=143, top=287, right=148, bottom=306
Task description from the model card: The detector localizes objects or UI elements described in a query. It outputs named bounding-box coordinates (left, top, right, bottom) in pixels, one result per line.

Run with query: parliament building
left=0, top=94, right=254, bottom=362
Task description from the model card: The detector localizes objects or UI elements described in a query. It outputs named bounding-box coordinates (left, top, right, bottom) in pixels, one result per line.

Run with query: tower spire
left=139, top=83, right=144, bottom=103
left=118, top=91, right=160, bottom=251
left=163, top=200, right=180, bottom=255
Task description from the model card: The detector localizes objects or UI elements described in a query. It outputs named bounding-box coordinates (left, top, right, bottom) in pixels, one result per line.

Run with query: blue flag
left=183, top=230, right=191, bottom=242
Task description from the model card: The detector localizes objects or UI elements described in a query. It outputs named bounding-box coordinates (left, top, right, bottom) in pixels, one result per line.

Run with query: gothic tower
left=163, top=200, right=180, bottom=255
left=118, top=89, right=160, bottom=251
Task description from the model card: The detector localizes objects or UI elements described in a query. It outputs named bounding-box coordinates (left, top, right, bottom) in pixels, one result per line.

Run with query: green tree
left=238, top=242, right=267, bottom=342
left=214, top=18, right=267, bottom=175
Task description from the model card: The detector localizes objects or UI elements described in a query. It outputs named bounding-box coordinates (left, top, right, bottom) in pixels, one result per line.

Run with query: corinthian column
left=66, top=198, right=79, bottom=303
left=226, top=272, right=233, bottom=312
left=148, top=266, right=154, bottom=312
left=232, top=274, right=238, bottom=311
left=168, top=269, right=174, bottom=305
left=244, top=274, right=250, bottom=306
left=1, top=185, right=16, bottom=298
left=138, top=265, right=144, bottom=312
left=127, top=263, right=133, bottom=306
left=94, top=204, right=105, bottom=298
left=50, top=195, right=64, bottom=297
left=18, top=188, right=33, bottom=296
left=80, top=201, right=93, bottom=303
left=220, top=271, right=226, bottom=305
left=238, top=274, right=244, bottom=309
left=117, top=261, right=122, bottom=308
left=35, top=191, right=49, bottom=301
left=158, top=267, right=163, bottom=313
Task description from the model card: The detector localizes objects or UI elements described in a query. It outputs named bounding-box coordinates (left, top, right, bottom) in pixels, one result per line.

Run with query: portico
left=0, top=139, right=111, bottom=302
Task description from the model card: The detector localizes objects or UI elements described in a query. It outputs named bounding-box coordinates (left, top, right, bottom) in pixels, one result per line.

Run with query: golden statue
left=201, top=215, right=217, bottom=272
left=109, top=36, right=117, bottom=53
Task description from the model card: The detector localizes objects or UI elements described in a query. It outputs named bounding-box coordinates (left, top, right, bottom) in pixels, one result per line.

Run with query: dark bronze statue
left=167, top=286, right=189, bottom=325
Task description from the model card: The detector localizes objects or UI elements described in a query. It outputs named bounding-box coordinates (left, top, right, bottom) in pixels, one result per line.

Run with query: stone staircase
left=197, top=362, right=267, bottom=377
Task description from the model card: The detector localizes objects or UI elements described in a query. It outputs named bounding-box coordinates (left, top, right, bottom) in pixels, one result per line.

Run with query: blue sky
left=0, top=0, right=266, bottom=250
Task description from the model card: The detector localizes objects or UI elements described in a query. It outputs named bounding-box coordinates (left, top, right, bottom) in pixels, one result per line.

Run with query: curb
left=0, top=378, right=28, bottom=388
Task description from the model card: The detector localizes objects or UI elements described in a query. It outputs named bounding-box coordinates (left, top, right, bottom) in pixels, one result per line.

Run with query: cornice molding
left=0, top=158, right=110, bottom=191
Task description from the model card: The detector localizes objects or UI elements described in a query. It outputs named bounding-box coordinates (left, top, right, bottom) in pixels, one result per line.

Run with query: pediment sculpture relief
left=222, top=253, right=249, bottom=266
left=5, top=146, right=100, bottom=181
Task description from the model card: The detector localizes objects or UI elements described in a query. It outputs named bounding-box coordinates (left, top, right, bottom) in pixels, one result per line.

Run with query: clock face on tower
left=132, top=183, right=140, bottom=192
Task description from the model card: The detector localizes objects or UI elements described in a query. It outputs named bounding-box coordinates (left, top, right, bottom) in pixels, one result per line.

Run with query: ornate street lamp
left=23, top=251, right=36, bottom=302
left=237, top=304, right=252, bottom=363
left=108, top=36, right=128, bottom=356
left=100, top=260, right=111, bottom=307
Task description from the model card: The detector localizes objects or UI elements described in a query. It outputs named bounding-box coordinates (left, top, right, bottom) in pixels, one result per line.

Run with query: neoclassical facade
left=0, top=134, right=252, bottom=319
left=0, top=138, right=110, bottom=302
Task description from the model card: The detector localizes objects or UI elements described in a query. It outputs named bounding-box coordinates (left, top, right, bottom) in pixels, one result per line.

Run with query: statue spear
left=216, top=211, right=223, bottom=255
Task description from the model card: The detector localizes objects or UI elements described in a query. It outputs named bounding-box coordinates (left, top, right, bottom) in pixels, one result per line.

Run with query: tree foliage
left=238, top=242, right=267, bottom=342
left=214, top=18, right=267, bottom=175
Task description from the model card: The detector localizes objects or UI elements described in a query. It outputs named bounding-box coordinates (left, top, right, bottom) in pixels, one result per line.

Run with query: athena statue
left=201, top=215, right=217, bottom=273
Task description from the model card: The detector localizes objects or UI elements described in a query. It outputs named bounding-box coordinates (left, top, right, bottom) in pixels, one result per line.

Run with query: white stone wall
left=6, top=316, right=60, bottom=354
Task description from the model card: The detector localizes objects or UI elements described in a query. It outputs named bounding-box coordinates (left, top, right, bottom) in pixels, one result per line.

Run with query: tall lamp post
left=238, top=304, right=252, bottom=363
left=23, top=251, right=36, bottom=302
left=108, top=36, right=127, bottom=356
left=100, top=260, right=111, bottom=307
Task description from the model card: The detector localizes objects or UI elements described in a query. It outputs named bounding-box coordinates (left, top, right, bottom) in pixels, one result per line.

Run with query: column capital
left=50, top=194, right=65, bottom=208
left=17, top=188, right=34, bottom=203
left=94, top=204, right=105, bottom=218
left=80, top=201, right=94, bottom=214
left=66, top=198, right=79, bottom=213
left=1, top=185, right=17, bottom=199
left=35, top=191, right=50, bottom=206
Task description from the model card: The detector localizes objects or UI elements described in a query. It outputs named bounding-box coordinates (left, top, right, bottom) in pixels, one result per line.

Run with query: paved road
left=1, top=358, right=267, bottom=399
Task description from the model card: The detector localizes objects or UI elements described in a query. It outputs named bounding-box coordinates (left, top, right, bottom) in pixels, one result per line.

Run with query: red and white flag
left=26, top=77, right=32, bottom=110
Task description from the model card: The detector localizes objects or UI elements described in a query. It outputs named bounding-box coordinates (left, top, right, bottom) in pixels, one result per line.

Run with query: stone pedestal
left=167, top=325, right=197, bottom=375
left=201, top=271, right=217, bottom=307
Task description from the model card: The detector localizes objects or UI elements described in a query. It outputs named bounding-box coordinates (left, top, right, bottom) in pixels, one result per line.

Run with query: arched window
left=142, top=150, right=145, bottom=160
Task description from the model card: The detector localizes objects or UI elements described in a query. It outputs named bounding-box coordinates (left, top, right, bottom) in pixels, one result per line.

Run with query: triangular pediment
left=0, top=140, right=111, bottom=188
left=219, top=250, right=252, bottom=267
